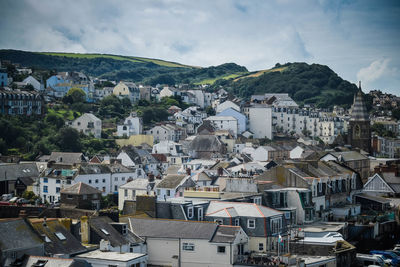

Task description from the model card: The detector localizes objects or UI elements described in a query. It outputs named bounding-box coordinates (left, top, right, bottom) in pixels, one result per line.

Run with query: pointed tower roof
left=350, top=81, right=369, bottom=121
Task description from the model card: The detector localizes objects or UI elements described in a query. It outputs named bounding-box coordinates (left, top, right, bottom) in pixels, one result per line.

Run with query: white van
left=356, top=254, right=386, bottom=266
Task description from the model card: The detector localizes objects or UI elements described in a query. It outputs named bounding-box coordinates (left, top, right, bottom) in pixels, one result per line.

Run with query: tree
left=45, top=113, right=65, bottom=129
left=56, top=127, right=82, bottom=152
left=66, top=87, right=86, bottom=103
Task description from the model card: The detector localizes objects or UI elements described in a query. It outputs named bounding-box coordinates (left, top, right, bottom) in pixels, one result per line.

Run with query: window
left=198, top=207, right=203, bottom=221
left=318, top=181, right=322, bottom=192
left=187, top=206, right=194, bottom=219
left=114, top=185, right=118, bottom=191
left=56, top=187, right=60, bottom=193
left=214, top=219, right=223, bottom=225
left=102, top=187, right=106, bottom=192
left=259, top=243, right=264, bottom=251
left=43, top=186, right=48, bottom=193
left=56, top=179, right=61, bottom=184
left=183, top=243, right=195, bottom=251
left=253, top=197, right=261, bottom=205
left=284, top=212, right=290, bottom=220
left=122, top=177, right=125, bottom=181
left=89, top=179, right=92, bottom=184
left=55, top=232, right=66, bottom=240
left=82, top=194, right=87, bottom=200
left=247, top=219, right=255, bottom=229
left=95, top=179, right=99, bottom=183
left=166, top=189, right=171, bottom=196
left=67, top=194, right=73, bottom=199
left=102, top=179, right=105, bottom=183
left=234, top=218, right=240, bottom=226
left=217, top=246, right=226, bottom=253
left=270, top=217, right=282, bottom=234
left=43, top=178, right=48, bottom=183
left=124, top=189, right=128, bottom=197
left=114, top=177, right=118, bottom=181
left=157, top=189, right=160, bottom=195
left=101, top=228, right=110, bottom=235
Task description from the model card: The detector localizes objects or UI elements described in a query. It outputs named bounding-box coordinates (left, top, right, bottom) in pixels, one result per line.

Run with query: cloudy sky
left=0, top=0, right=399, bottom=94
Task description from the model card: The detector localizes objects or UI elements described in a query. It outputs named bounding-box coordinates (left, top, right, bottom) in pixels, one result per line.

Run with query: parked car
left=371, top=250, right=400, bottom=266
left=9, top=197, right=19, bottom=203
left=356, top=253, right=386, bottom=266
left=16, top=198, right=30, bottom=204
left=1, top=194, right=13, bottom=201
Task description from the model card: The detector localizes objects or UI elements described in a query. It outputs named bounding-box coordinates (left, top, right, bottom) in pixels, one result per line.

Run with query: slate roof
left=210, top=225, right=241, bottom=243
left=128, top=218, right=218, bottom=239
left=381, top=172, right=400, bottom=193
left=0, top=218, right=43, bottom=252
left=60, top=182, right=102, bottom=195
left=120, top=178, right=155, bottom=190
left=22, top=256, right=77, bottom=267
left=78, top=163, right=110, bottom=174
left=29, top=218, right=87, bottom=256
left=156, top=174, right=187, bottom=189
left=49, top=152, right=85, bottom=165
left=330, top=151, right=368, bottom=161
left=189, top=135, right=224, bottom=152
left=89, top=217, right=128, bottom=247
left=206, top=201, right=282, bottom=218
left=0, top=163, right=39, bottom=181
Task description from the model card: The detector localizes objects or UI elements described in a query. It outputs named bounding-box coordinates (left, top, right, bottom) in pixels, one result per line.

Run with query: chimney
left=80, top=216, right=90, bottom=244
left=148, top=173, right=155, bottom=182
left=59, top=218, right=72, bottom=230
left=217, top=167, right=223, bottom=176
left=42, top=217, right=47, bottom=227
left=100, top=239, right=111, bottom=252
left=186, top=168, right=191, bottom=176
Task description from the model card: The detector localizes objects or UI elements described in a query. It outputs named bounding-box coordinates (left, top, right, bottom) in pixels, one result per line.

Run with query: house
left=128, top=218, right=249, bottom=267
left=0, top=69, right=8, bottom=87
left=0, top=218, right=44, bottom=267
left=247, top=104, right=273, bottom=139
left=0, top=89, right=45, bottom=116
left=118, top=178, right=159, bottom=210
left=80, top=216, right=145, bottom=253
left=188, top=134, right=227, bottom=159
left=60, top=182, right=102, bottom=210
left=113, top=81, right=140, bottom=103
left=321, top=150, right=370, bottom=181
left=14, top=177, right=35, bottom=196
left=139, top=85, right=152, bottom=101
left=362, top=172, right=400, bottom=197
left=73, top=163, right=146, bottom=196
left=167, top=105, right=182, bottom=115
left=146, top=124, right=186, bottom=142
left=0, top=162, right=40, bottom=195
left=264, top=188, right=314, bottom=225
left=75, top=249, right=147, bottom=267
left=205, top=201, right=287, bottom=253
left=48, top=152, right=85, bottom=166
left=22, top=76, right=43, bottom=91
left=155, top=174, right=195, bottom=201
left=67, top=113, right=102, bottom=138
left=117, top=112, right=142, bottom=137
left=29, top=218, right=87, bottom=257
left=216, top=100, right=240, bottom=113
left=116, top=146, right=158, bottom=175
left=217, top=107, right=247, bottom=134
left=159, top=86, right=179, bottom=98
left=204, top=116, right=239, bottom=137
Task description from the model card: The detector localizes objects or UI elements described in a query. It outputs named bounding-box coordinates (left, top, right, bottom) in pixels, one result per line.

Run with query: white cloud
left=357, top=59, right=391, bottom=84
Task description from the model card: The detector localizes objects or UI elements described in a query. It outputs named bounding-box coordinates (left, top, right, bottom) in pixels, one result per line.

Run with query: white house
left=152, top=140, right=184, bottom=156
left=118, top=178, right=159, bottom=210
left=117, top=112, right=143, bottom=137
left=68, top=113, right=102, bottom=138
left=204, top=116, right=239, bottom=137
left=251, top=146, right=275, bottom=161
left=73, top=163, right=146, bottom=196
left=248, top=105, right=273, bottom=139
left=159, top=86, right=179, bottom=98
left=22, top=76, right=43, bottom=91
left=75, top=249, right=147, bottom=267
left=128, top=218, right=249, bottom=267
left=146, top=124, right=185, bottom=142
left=155, top=174, right=195, bottom=201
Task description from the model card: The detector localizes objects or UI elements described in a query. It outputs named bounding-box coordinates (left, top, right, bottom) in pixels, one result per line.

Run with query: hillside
left=0, top=50, right=247, bottom=86
left=212, top=62, right=359, bottom=108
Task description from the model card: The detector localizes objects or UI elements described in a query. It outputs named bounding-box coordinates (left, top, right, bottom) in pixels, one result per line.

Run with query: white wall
left=249, top=106, right=272, bottom=139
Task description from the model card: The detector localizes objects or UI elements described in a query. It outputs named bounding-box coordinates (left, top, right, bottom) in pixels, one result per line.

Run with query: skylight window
left=55, top=232, right=66, bottom=240
left=42, top=234, right=51, bottom=243
left=101, top=228, right=110, bottom=235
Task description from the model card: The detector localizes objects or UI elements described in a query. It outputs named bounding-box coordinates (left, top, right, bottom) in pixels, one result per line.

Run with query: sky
left=0, top=0, right=399, bottom=95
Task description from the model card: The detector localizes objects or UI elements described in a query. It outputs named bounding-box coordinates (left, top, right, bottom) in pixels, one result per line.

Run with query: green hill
left=0, top=50, right=358, bottom=108
left=212, top=62, right=358, bottom=108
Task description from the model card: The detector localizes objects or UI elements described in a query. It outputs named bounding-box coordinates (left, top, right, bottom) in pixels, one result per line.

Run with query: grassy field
left=234, top=66, right=287, bottom=81
left=40, top=52, right=191, bottom=68
left=48, top=107, right=80, bottom=121
left=194, top=72, right=249, bottom=85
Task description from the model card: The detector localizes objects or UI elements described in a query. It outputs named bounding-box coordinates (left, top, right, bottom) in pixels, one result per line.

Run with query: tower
left=348, top=82, right=371, bottom=153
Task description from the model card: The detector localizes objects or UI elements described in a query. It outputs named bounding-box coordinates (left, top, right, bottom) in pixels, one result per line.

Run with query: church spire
left=350, top=81, right=369, bottom=121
